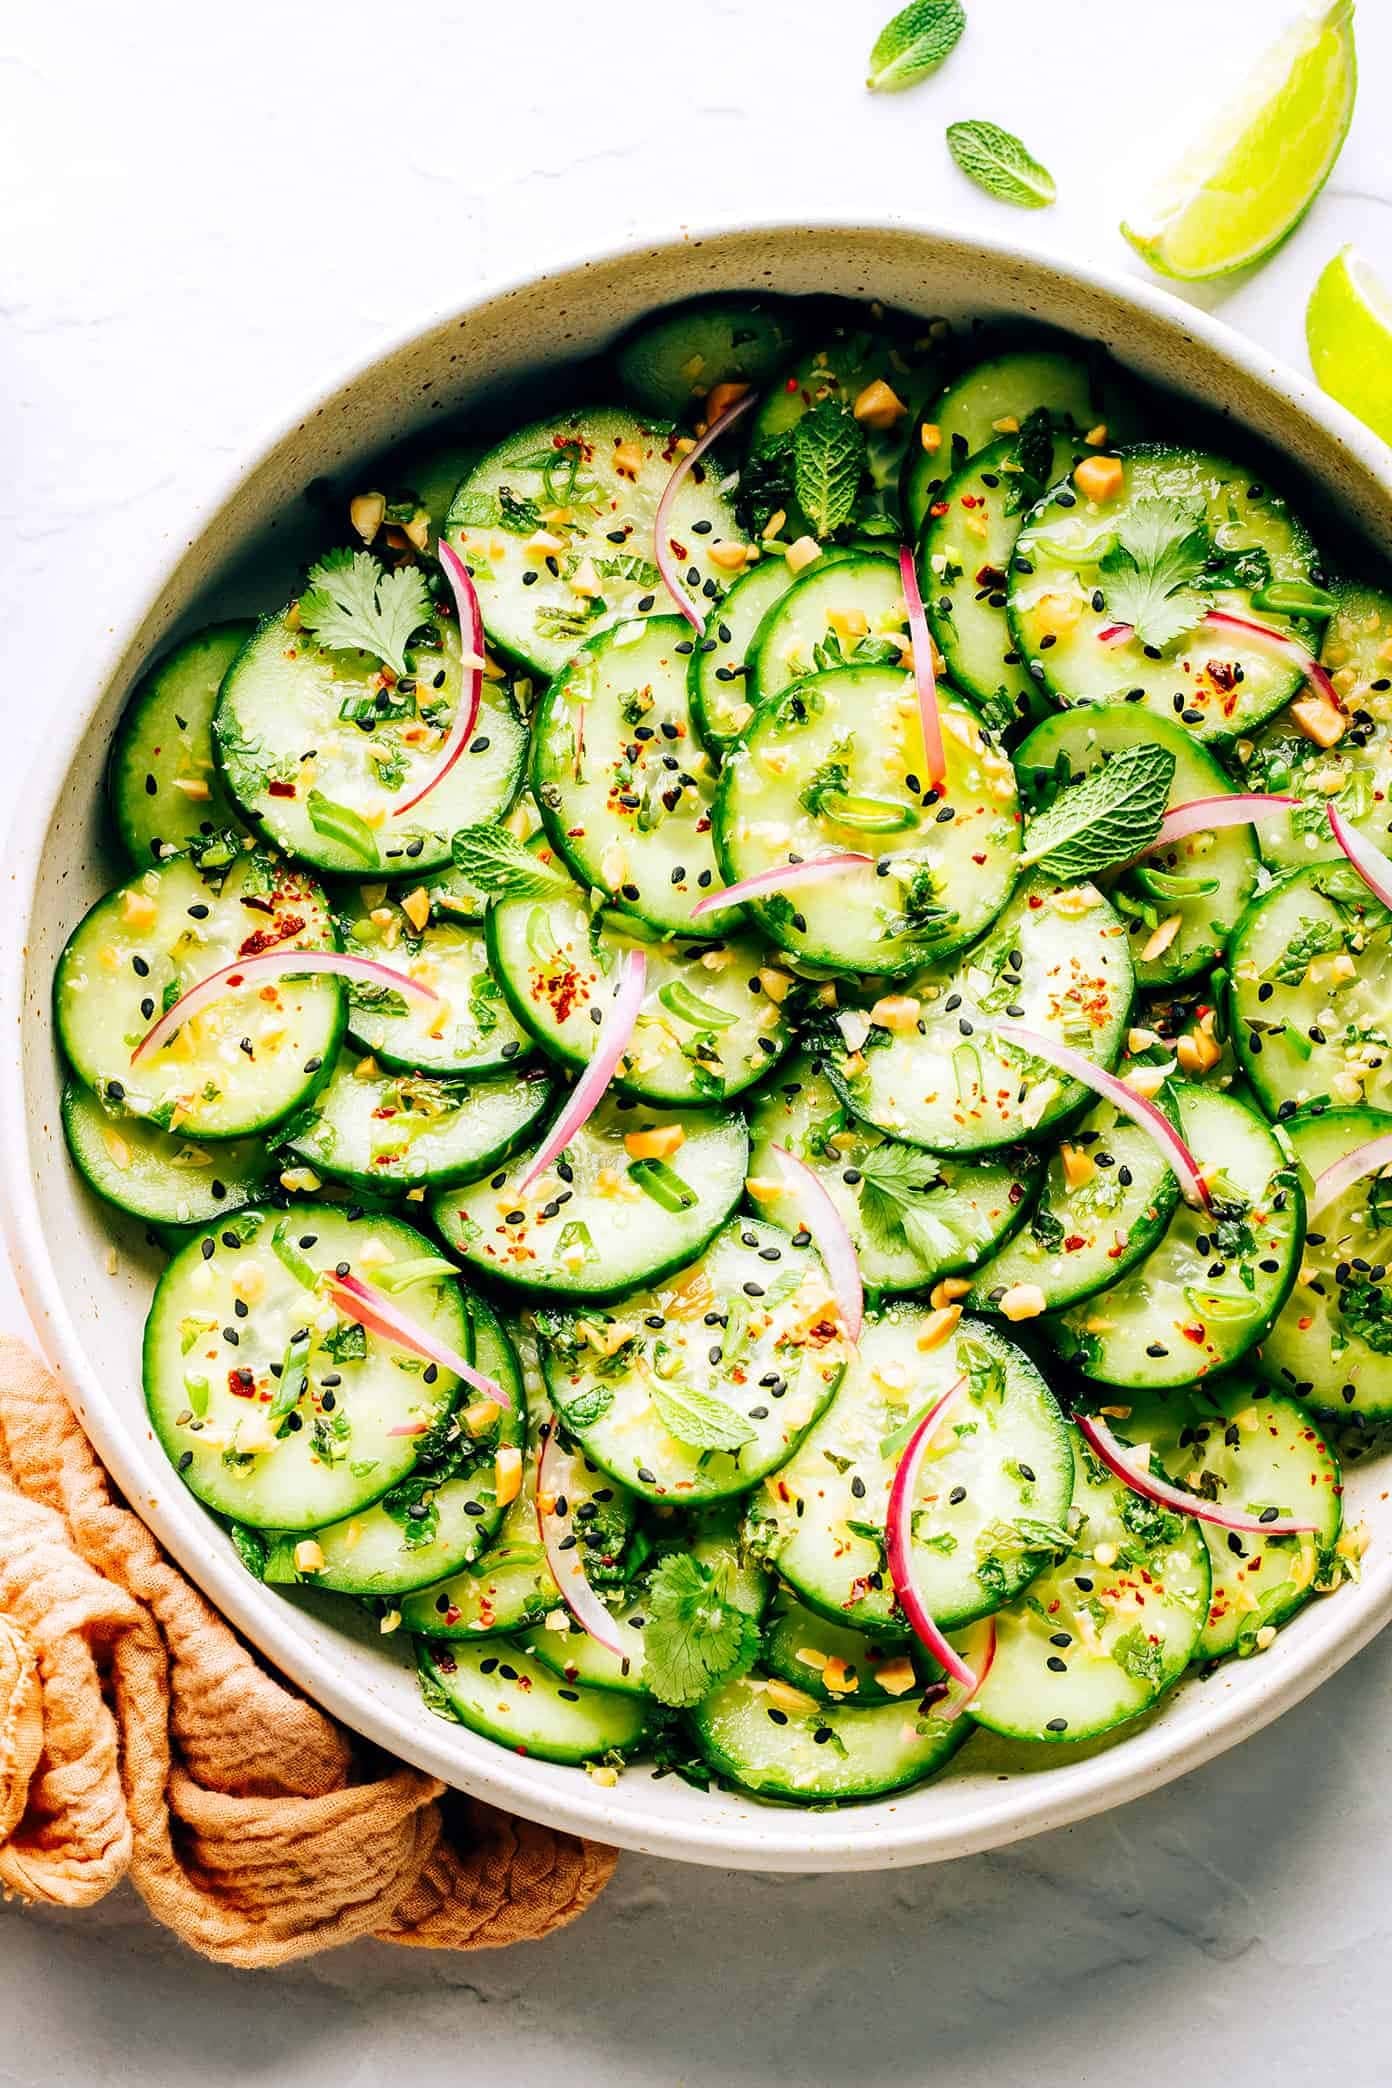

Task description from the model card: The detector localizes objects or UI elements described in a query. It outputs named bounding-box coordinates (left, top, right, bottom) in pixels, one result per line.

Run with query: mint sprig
left=867, top=0, right=966, bottom=92
left=793, top=399, right=866, bottom=539
left=947, top=120, right=1057, bottom=209
left=1020, top=742, right=1176, bottom=881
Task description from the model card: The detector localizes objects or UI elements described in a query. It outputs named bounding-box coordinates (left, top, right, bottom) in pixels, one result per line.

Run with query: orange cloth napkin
left=0, top=1335, right=615, bottom=1966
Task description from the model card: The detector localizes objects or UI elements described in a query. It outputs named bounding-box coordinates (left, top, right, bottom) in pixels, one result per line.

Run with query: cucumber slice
left=417, top=1636, right=648, bottom=1766
left=969, top=1431, right=1211, bottom=1743
left=487, top=847, right=792, bottom=1104
left=262, top=1290, right=528, bottom=1598
left=1237, top=584, right=1392, bottom=873
left=1008, top=446, right=1319, bottom=742
left=746, top=549, right=909, bottom=709
left=429, top=1094, right=749, bottom=1300
left=1017, top=708, right=1259, bottom=986
left=1227, top=863, right=1392, bottom=1117
left=144, top=1205, right=465, bottom=1530
left=445, top=408, right=741, bottom=679
left=745, top=323, right=942, bottom=538
left=376, top=434, right=483, bottom=538
left=1262, top=1106, right=1392, bottom=1417
left=334, top=890, right=531, bottom=1077
left=821, top=874, right=1134, bottom=1153
left=531, top=615, right=724, bottom=939
left=215, top=610, right=527, bottom=878
left=688, top=555, right=813, bottom=752
left=692, top=1666, right=969, bottom=1801
left=714, top=665, right=1022, bottom=976
left=61, top=1078, right=271, bottom=1227
left=761, top=1592, right=916, bottom=1706
left=109, top=623, right=254, bottom=868
left=538, top=1215, right=850, bottom=1504
left=54, top=851, right=345, bottom=1140
left=903, top=344, right=1144, bottom=536
left=1050, top=1086, right=1303, bottom=1390
left=747, top=1307, right=1071, bottom=1635
left=283, top=1052, right=554, bottom=1194
left=419, top=794, right=543, bottom=926
left=965, top=1090, right=1181, bottom=1314
left=920, top=429, right=1085, bottom=728
left=615, top=295, right=802, bottom=419
left=1118, top=1381, right=1341, bottom=1659
left=747, top=1053, right=1039, bottom=1296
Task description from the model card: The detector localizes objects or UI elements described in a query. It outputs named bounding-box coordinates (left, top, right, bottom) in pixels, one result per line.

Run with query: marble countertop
left=3, top=0, right=1391, bottom=2077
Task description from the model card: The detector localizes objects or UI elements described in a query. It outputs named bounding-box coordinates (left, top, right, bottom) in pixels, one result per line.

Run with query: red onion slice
left=655, top=391, right=758, bottom=628
left=1203, top=609, right=1341, bottom=709
left=391, top=540, right=485, bottom=815
left=324, top=1271, right=511, bottom=1408
left=1144, top=792, right=1298, bottom=854
left=131, top=950, right=438, bottom=1064
left=993, top=1022, right=1210, bottom=1210
left=689, top=853, right=874, bottom=920
left=517, top=948, right=647, bottom=1193
left=770, top=1144, right=863, bottom=1342
left=886, top=1375, right=978, bottom=1689
left=536, top=1423, right=625, bottom=1656
left=1073, top=1411, right=1317, bottom=1535
left=921, top=1616, right=998, bottom=1723
left=1309, top=1130, right=1392, bottom=1218
left=1328, top=801, right=1392, bottom=911
left=898, top=546, right=947, bottom=790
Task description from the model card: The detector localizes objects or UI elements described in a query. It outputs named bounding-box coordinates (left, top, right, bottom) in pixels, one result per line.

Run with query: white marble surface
left=3, top=0, right=1392, bottom=2076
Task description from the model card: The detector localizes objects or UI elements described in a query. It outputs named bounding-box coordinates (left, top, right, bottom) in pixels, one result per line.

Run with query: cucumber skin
left=107, top=621, right=255, bottom=869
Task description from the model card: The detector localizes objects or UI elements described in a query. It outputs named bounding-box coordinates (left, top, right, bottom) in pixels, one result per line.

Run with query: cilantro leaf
left=641, top=1553, right=763, bottom=1708
left=946, top=121, right=1056, bottom=209
left=449, top=825, right=573, bottom=901
left=298, top=549, right=434, bottom=678
left=866, top=0, right=966, bottom=91
left=858, top=1142, right=959, bottom=1265
left=1019, top=741, right=1175, bottom=880
left=649, top=1375, right=757, bottom=1453
left=1100, top=497, right=1211, bottom=648
left=793, top=399, right=866, bottom=539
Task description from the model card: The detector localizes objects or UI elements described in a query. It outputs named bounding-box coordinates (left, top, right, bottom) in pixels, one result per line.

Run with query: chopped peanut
left=462, top=1399, right=502, bottom=1436
left=705, top=380, right=751, bottom=422
left=399, top=886, right=431, bottom=934
left=708, top=539, right=750, bottom=574
left=764, top=1678, right=822, bottom=1715
left=999, top=1283, right=1048, bottom=1322
left=853, top=378, right=908, bottom=430
left=1084, top=423, right=1109, bottom=447
left=121, top=890, right=158, bottom=936
left=569, top=556, right=603, bottom=598
left=172, top=777, right=212, bottom=801
left=1128, top=1026, right=1163, bottom=1054
left=786, top=535, right=822, bottom=575
left=494, top=1445, right=523, bottom=1508
left=350, top=491, right=386, bottom=543
left=827, top=607, right=869, bottom=642
left=869, top=994, right=921, bottom=1034
left=744, top=1177, right=787, bottom=1204
left=612, top=440, right=644, bottom=479
left=102, top=1127, right=133, bottom=1170
left=920, top=422, right=943, bottom=454
left=1141, top=914, right=1183, bottom=962
left=756, top=966, right=793, bottom=1003
left=929, top=1275, right=972, bottom=1310
left=1290, top=695, right=1348, bottom=748
left=916, top=1305, right=962, bottom=1349
left=1176, top=1027, right=1222, bottom=1075
left=819, top=1658, right=856, bottom=1698
left=1074, top=455, right=1125, bottom=504
left=1032, top=592, right=1082, bottom=641
left=293, top=1540, right=326, bottom=1575
left=873, top=1657, right=917, bottom=1697
left=992, top=415, right=1021, bottom=435
left=1060, top=1142, right=1096, bottom=1190
left=624, top=1123, right=685, bottom=1161
left=278, top=1166, right=321, bottom=1193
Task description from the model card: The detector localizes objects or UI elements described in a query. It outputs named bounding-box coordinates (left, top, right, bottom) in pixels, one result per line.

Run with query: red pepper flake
left=267, top=779, right=296, bottom=798
left=228, top=1368, right=256, bottom=1398
left=238, top=914, right=305, bottom=958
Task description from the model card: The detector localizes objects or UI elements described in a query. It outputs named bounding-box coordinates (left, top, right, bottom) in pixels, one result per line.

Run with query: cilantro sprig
left=1100, top=496, right=1211, bottom=649
left=640, top=1553, right=763, bottom=1708
left=298, top=548, right=434, bottom=678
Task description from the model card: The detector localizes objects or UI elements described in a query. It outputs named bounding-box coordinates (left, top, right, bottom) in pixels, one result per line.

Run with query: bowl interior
left=11, top=223, right=1392, bottom=1870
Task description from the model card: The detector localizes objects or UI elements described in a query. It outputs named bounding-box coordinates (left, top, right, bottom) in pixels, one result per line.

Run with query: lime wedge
left=1122, top=0, right=1357, bottom=281
left=1307, top=245, right=1392, bottom=442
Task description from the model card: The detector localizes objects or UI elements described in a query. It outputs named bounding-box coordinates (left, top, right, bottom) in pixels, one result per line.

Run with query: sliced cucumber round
left=714, top=665, right=1022, bottom=976
left=1049, top=1086, right=1303, bottom=1390
left=418, top=794, right=543, bottom=926
left=61, top=1079, right=271, bottom=1227
left=430, top=1094, right=749, bottom=1300
left=446, top=407, right=741, bottom=679
left=283, top=1052, right=554, bottom=1194
left=692, top=1666, right=969, bottom=1802
left=145, top=1205, right=465, bottom=1530
left=965, top=1089, right=1181, bottom=1314
left=688, top=554, right=814, bottom=752
left=1118, top=1381, right=1341, bottom=1660
left=747, top=1308, right=1071, bottom=1635
left=487, top=847, right=792, bottom=1104
left=1017, top=707, right=1260, bottom=986
left=215, top=608, right=527, bottom=877
left=821, top=874, right=1134, bottom=1153
left=746, top=549, right=909, bottom=709
left=1008, top=446, right=1319, bottom=742
left=1262, top=1106, right=1392, bottom=1417
left=335, top=889, right=532, bottom=1076
left=969, top=1430, right=1211, bottom=1743
left=109, top=623, right=254, bottom=868
left=55, top=851, right=344, bottom=1140
left=538, top=1216, right=850, bottom=1504
left=761, top=1592, right=917, bottom=1706
left=903, top=343, right=1144, bottom=536
left=747, top=1053, right=1038, bottom=1296
left=417, top=1636, right=648, bottom=1765
left=1227, top=864, right=1392, bottom=1117
left=615, top=295, right=802, bottom=419
left=531, top=614, right=724, bottom=939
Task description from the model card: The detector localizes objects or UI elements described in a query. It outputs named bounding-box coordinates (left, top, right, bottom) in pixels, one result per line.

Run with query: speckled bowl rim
left=6, top=217, right=1392, bottom=1873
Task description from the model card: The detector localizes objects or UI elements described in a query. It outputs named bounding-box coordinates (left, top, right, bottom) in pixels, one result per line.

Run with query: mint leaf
left=641, top=1553, right=762, bottom=1708
left=867, top=0, right=965, bottom=91
left=298, top=549, right=433, bottom=678
left=1019, top=741, right=1175, bottom=880
left=946, top=121, right=1056, bottom=209
left=1101, top=496, right=1212, bottom=647
left=449, top=825, right=572, bottom=901
left=793, top=399, right=866, bottom=539
left=649, top=1375, right=756, bottom=1453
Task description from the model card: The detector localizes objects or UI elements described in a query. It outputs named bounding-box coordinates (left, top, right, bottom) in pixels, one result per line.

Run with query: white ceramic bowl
left=6, top=222, right=1392, bottom=1873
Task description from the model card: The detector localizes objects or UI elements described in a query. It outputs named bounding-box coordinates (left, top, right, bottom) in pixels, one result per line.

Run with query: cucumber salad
left=56, top=292, right=1392, bottom=1809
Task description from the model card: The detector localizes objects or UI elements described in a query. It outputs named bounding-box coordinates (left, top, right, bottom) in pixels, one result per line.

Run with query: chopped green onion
left=1183, top=1286, right=1254, bottom=1322
left=307, top=788, right=380, bottom=866
left=1250, top=580, right=1339, bottom=619
left=269, top=1325, right=313, bottom=1421
left=629, top=1157, right=698, bottom=1212
left=1132, top=865, right=1221, bottom=902
left=271, top=1219, right=319, bottom=1291
left=819, top=791, right=917, bottom=834
left=557, top=1218, right=596, bottom=1264
left=952, top=1040, right=981, bottom=1103
left=526, top=905, right=559, bottom=964
left=184, top=1374, right=210, bottom=1418
left=374, top=1255, right=459, bottom=1293
left=657, top=980, right=738, bottom=1029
